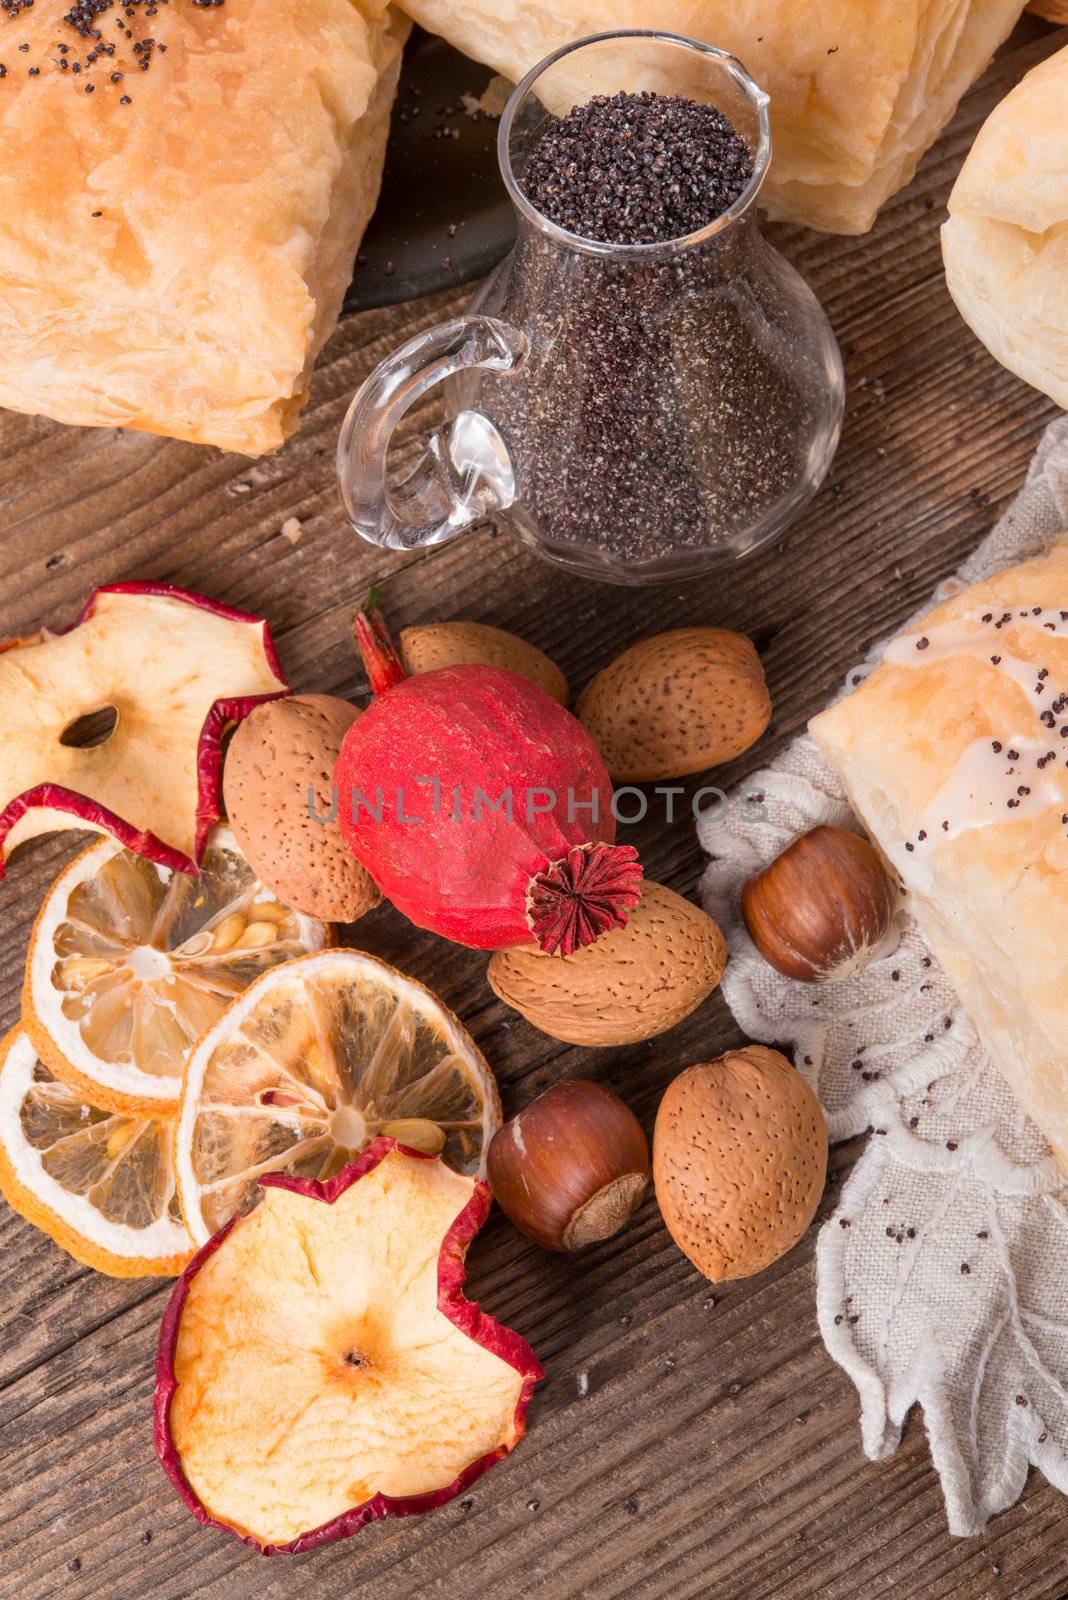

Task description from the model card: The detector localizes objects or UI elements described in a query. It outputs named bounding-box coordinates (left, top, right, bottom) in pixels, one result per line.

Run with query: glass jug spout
left=336, top=316, right=528, bottom=551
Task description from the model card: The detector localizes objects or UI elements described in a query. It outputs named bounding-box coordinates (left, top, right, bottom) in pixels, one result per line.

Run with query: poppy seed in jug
left=522, top=90, right=754, bottom=246
left=478, top=88, right=818, bottom=560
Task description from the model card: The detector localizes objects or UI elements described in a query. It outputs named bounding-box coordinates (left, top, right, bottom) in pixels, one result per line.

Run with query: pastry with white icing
left=810, top=541, right=1068, bottom=1168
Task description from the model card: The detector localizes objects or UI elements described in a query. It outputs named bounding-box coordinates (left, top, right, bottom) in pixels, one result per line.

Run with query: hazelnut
left=741, top=825, right=897, bottom=983
left=487, top=1080, right=649, bottom=1252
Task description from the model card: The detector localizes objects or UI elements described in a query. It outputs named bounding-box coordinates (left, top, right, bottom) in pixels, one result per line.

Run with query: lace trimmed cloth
left=699, top=416, right=1068, bottom=1536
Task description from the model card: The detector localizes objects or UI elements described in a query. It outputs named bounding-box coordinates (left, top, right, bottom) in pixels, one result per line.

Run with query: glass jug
left=338, top=30, right=845, bottom=585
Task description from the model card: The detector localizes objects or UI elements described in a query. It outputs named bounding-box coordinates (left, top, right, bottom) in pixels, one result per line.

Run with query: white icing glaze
left=880, top=605, right=1068, bottom=891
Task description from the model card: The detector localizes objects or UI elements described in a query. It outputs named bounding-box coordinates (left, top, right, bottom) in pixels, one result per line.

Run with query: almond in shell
left=223, top=695, right=380, bottom=923
left=576, top=628, right=770, bottom=781
left=653, top=1046, right=827, bottom=1283
left=399, top=621, right=568, bottom=704
left=487, top=881, right=726, bottom=1046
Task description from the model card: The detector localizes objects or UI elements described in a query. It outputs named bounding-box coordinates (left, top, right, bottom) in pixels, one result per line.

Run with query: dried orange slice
left=23, top=826, right=330, bottom=1116
left=174, top=949, right=501, bottom=1245
left=0, top=1027, right=193, bottom=1277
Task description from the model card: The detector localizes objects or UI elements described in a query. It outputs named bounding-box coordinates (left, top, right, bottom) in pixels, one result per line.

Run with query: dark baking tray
left=342, top=29, right=516, bottom=315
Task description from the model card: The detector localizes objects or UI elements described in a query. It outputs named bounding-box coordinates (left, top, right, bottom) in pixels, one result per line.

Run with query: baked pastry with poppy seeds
left=811, top=540, right=1068, bottom=1172
left=394, top=0, right=1024, bottom=235
left=0, top=0, right=407, bottom=454
left=942, top=43, right=1068, bottom=411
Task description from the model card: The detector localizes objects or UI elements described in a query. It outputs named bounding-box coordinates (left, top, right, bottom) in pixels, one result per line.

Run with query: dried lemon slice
left=174, top=949, right=501, bottom=1244
left=23, top=826, right=330, bottom=1115
left=0, top=1027, right=193, bottom=1277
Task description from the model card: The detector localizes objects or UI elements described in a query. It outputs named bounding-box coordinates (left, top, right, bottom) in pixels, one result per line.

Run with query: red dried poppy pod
left=338, top=596, right=643, bottom=955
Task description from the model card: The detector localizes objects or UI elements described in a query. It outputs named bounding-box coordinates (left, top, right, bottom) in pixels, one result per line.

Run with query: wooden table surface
left=2, top=17, right=1067, bottom=1600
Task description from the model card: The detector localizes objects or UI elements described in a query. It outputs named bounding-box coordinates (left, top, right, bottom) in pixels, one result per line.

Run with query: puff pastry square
left=942, top=42, right=1068, bottom=411
left=0, top=0, right=408, bottom=455
left=810, top=541, right=1068, bottom=1169
left=394, top=0, right=1024, bottom=234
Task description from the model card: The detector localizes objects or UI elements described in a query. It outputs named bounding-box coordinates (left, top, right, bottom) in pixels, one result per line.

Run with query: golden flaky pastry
left=395, top=0, right=1024, bottom=234
left=810, top=541, right=1068, bottom=1171
left=942, top=42, right=1068, bottom=411
left=0, top=1, right=408, bottom=455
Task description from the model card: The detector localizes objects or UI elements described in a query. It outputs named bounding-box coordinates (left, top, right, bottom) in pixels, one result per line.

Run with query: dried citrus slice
left=23, top=826, right=330, bottom=1116
left=0, top=1027, right=193, bottom=1277
left=174, top=949, right=501, bottom=1245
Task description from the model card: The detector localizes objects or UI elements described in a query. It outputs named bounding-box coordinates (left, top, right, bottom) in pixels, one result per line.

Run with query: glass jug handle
left=336, top=315, right=528, bottom=552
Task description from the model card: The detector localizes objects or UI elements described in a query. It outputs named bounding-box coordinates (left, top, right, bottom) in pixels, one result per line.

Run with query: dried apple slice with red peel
left=155, top=1140, right=542, bottom=1554
left=0, top=582, right=288, bottom=877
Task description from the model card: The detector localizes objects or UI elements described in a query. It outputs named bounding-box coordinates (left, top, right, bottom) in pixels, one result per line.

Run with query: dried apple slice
left=23, top=826, right=330, bottom=1114
left=0, top=1028, right=193, bottom=1277
left=0, top=582, right=288, bottom=877
left=155, top=1140, right=542, bottom=1553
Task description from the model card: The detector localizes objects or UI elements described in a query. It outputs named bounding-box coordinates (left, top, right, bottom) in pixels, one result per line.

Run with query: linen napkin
left=699, top=416, right=1068, bottom=1535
